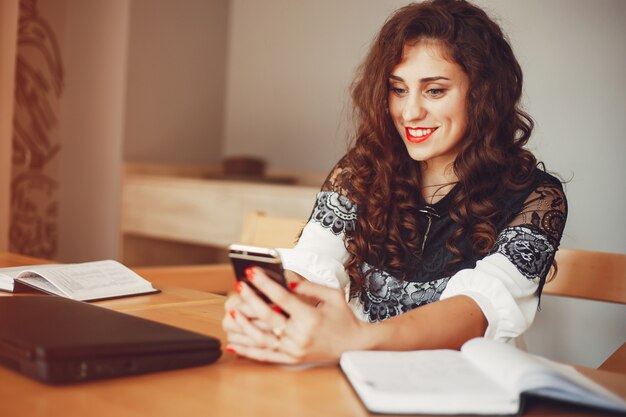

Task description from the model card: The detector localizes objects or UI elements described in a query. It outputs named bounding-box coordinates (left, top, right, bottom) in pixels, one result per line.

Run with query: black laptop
left=0, top=295, right=221, bottom=384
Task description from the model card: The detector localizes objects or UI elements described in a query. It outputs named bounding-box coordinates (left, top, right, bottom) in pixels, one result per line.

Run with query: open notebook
left=340, top=338, right=626, bottom=415
left=0, top=296, right=221, bottom=383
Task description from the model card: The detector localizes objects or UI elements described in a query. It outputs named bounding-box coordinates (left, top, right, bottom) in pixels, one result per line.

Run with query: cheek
left=455, top=103, right=469, bottom=133
left=441, top=99, right=467, bottom=130
left=388, top=95, right=401, bottom=120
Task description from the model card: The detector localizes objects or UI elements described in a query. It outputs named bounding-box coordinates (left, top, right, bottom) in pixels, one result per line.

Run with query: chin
left=403, top=142, right=431, bottom=162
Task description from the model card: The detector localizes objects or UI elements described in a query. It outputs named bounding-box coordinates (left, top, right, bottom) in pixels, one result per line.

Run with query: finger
left=284, top=270, right=305, bottom=284
left=224, top=293, right=241, bottom=311
left=290, top=279, right=345, bottom=305
left=284, top=271, right=319, bottom=305
left=247, top=267, right=314, bottom=317
left=222, top=310, right=272, bottom=334
left=227, top=343, right=299, bottom=365
left=238, top=280, right=288, bottom=330
left=250, top=318, right=272, bottom=332
left=231, top=308, right=277, bottom=349
left=233, top=300, right=259, bottom=319
left=225, top=291, right=261, bottom=319
left=227, top=332, right=262, bottom=348
left=222, top=309, right=242, bottom=333
left=274, top=336, right=307, bottom=361
left=223, top=313, right=270, bottom=338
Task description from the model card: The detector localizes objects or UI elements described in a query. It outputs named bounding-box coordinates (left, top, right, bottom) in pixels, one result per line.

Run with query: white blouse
left=277, top=170, right=566, bottom=343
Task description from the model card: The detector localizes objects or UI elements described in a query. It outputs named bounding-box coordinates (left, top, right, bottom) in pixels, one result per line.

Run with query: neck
left=420, top=161, right=458, bottom=188
left=419, top=161, right=458, bottom=204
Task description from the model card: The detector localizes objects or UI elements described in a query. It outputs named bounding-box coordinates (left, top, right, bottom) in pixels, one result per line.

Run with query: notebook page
left=345, top=349, right=511, bottom=394
left=340, top=349, right=518, bottom=414
left=519, top=357, right=626, bottom=412
left=462, top=338, right=547, bottom=394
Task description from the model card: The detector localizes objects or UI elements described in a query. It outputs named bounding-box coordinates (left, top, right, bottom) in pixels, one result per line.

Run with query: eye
left=425, top=88, right=446, bottom=98
left=389, top=85, right=408, bottom=96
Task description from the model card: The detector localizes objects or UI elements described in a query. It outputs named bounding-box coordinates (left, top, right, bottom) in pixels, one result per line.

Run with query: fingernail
left=229, top=309, right=236, bottom=319
left=288, top=282, right=299, bottom=290
left=271, top=305, right=282, bottom=313
left=245, top=267, right=255, bottom=281
left=226, top=346, right=237, bottom=354
left=234, top=281, right=242, bottom=293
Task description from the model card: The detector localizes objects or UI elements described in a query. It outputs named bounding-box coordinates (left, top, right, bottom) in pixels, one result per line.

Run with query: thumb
left=291, top=279, right=345, bottom=305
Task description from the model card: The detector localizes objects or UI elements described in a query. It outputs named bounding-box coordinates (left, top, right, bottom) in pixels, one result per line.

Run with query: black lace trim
left=515, top=181, right=567, bottom=247
left=358, top=263, right=450, bottom=323
left=320, top=158, right=354, bottom=197
left=310, top=191, right=357, bottom=236
left=493, top=225, right=555, bottom=281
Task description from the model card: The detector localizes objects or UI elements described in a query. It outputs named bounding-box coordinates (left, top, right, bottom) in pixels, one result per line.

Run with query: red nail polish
left=234, top=281, right=242, bottom=293
left=245, top=267, right=255, bottom=281
left=288, top=282, right=299, bottom=290
left=226, top=346, right=236, bottom=353
left=229, top=309, right=236, bottom=319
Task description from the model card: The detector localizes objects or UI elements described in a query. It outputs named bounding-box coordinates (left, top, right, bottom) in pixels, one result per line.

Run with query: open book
left=340, top=338, right=626, bottom=415
left=0, top=260, right=159, bottom=301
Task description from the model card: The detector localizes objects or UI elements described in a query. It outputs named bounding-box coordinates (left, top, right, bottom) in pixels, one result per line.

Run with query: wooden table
left=0, top=254, right=625, bottom=417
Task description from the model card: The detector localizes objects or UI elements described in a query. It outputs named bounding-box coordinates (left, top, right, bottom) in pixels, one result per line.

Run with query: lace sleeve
left=441, top=178, right=567, bottom=340
left=278, top=157, right=358, bottom=290
left=506, top=180, right=568, bottom=247
left=320, top=156, right=355, bottom=199
left=311, top=157, right=358, bottom=236
left=492, top=177, right=568, bottom=283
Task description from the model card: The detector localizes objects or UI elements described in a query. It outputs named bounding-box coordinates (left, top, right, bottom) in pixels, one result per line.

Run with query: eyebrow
left=389, top=75, right=451, bottom=83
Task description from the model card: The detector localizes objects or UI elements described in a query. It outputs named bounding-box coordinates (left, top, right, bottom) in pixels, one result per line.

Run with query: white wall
left=123, top=0, right=229, bottom=165
left=223, top=0, right=626, bottom=367
left=223, top=0, right=408, bottom=173
left=57, top=0, right=130, bottom=262
left=474, top=0, right=626, bottom=254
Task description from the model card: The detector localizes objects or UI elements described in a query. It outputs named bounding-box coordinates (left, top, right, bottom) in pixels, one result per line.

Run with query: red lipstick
left=405, top=127, right=437, bottom=144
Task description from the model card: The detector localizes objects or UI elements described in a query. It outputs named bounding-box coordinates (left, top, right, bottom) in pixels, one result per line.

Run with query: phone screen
left=228, top=244, right=289, bottom=304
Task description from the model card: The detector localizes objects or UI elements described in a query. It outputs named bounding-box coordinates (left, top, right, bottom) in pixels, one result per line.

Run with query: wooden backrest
left=239, top=211, right=307, bottom=248
left=543, top=248, right=626, bottom=304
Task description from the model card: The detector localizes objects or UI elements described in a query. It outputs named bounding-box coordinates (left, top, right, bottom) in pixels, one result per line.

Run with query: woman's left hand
left=225, top=267, right=368, bottom=364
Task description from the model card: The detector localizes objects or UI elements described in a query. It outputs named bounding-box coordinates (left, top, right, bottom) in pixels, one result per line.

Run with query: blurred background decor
left=10, top=0, right=64, bottom=259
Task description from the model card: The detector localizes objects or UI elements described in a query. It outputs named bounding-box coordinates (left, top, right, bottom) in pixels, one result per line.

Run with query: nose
left=402, top=93, right=427, bottom=122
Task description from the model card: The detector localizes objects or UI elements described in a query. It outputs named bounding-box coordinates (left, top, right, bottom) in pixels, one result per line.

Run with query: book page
left=462, top=338, right=626, bottom=413
left=519, top=356, right=626, bottom=412
left=17, top=260, right=155, bottom=300
left=340, top=349, right=518, bottom=414
left=0, top=267, right=24, bottom=292
left=0, top=272, right=17, bottom=291
left=0, top=264, right=61, bottom=292
left=461, top=337, right=547, bottom=394
left=346, top=349, right=512, bottom=394
left=13, top=275, right=68, bottom=296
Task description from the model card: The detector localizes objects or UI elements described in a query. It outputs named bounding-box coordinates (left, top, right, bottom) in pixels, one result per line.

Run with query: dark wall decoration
left=10, top=0, right=64, bottom=258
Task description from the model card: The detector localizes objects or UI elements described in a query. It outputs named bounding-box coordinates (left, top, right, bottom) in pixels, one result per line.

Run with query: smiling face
left=388, top=40, right=469, bottom=175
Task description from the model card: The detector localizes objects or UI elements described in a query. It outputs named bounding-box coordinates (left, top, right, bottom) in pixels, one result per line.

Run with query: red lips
left=405, top=127, right=437, bottom=144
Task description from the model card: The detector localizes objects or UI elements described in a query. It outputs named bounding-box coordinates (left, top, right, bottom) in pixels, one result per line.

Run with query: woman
left=222, top=0, right=567, bottom=364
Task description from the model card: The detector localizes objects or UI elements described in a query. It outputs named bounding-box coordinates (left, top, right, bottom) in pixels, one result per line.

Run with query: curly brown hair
left=343, top=0, right=538, bottom=295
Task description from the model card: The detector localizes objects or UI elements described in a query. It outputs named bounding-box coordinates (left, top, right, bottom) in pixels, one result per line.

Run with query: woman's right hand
left=221, top=270, right=308, bottom=352
left=222, top=267, right=368, bottom=364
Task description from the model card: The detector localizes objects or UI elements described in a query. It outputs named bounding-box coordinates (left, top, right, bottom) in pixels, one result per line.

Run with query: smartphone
left=228, top=244, right=289, bottom=303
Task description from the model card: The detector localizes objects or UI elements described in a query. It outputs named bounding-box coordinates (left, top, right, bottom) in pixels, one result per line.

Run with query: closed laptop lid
left=0, top=295, right=221, bottom=383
